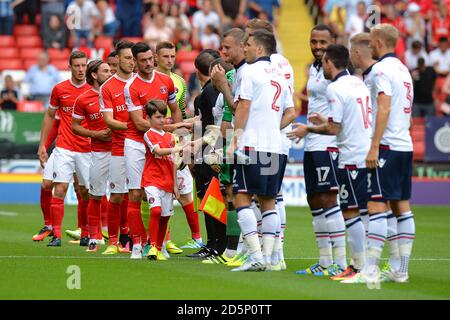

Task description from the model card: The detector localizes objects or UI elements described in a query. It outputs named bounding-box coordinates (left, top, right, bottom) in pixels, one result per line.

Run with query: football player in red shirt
left=72, top=59, right=113, bottom=252
left=37, top=51, right=92, bottom=247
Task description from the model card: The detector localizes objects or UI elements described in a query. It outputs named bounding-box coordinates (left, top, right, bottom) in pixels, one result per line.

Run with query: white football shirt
left=362, top=63, right=377, bottom=135
left=237, top=57, right=293, bottom=153
left=305, top=63, right=337, bottom=151
left=372, top=54, right=413, bottom=151
left=271, top=53, right=294, bottom=156
left=328, top=72, right=372, bottom=168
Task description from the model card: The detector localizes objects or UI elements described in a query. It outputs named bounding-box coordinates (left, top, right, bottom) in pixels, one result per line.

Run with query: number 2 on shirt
left=271, top=80, right=281, bottom=112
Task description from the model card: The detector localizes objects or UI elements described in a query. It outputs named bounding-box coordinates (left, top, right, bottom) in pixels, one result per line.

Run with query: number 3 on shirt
left=403, top=82, right=412, bottom=114
left=271, top=80, right=281, bottom=112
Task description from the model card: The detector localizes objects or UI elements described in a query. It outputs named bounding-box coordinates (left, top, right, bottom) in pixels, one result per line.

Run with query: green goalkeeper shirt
left=167, top=72, right=188, bottom=120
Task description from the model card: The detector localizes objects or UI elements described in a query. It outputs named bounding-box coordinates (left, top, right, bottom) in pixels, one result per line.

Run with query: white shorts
left=109, top=155, right=128, bottom=194
left=52, top=147, right=90, bottom=186
left=89, top=151, right=111, bottom=197
left=177, top=166, right=193, bottom=195
left=124, top=138, right=146, bottom=190
left=144, top=186, right=175, bottom=217
left=42, top=152, right=55, bottom=181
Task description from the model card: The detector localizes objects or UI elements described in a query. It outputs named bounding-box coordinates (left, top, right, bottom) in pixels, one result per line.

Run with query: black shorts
left=232, top=150, right=281, bottom=197
left=193, top=162, right=218, bottom=199
left=303, top=149, right=339, bottom=195
left=336, top=166, right=368, bottom=211
left=368, top=146, right=413, bottom=201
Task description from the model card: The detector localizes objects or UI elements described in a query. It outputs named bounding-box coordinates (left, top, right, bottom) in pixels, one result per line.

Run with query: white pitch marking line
left=0, top=211, right=18, bottom=217
left=0, top=256, right=449, bottom=261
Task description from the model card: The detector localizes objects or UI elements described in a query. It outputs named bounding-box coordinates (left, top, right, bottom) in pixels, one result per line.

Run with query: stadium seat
left=13, top=25, right=39, bottom=37
left=0, top=35, right=15, bottom=47
left=95, top=36, right=114, bottom=50
left=51, top=59, right=69, bottom=70
left=176, top=50, right=199, bottom=64
left=17, top=100, right=45, bottom=112
left=0, top=47, right=19, bottom=59
left=23, top=59, right=39, bottom=70
left=15, top=36, right=43, bottom=48
left=20, top=48, right=44, bottom=60
left=179, top=61, right=196, bottom=81
left=0, top=59, right=23, bottom=70
left=122, top=37, right=144, bottom=43
left=412, top=117, right=425, bottom=126
left=47, top=48, right=70, bottom=60
left=411, top=125, right=425, bottom=161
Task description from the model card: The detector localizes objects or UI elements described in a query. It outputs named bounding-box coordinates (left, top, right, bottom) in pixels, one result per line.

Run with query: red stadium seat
left=179, top=61, right=196, bottom=81
left=176, top=50, right=199, bottom=64
left=0, top=59, right=23, bottom=70
left=23, top=59, right=39, bottom=70
left=15, top=36, right=43, bottom=48
left=122, top=37, right=144, bottom=44
left=13, top=25, right=39, bottom=36
left=47, top=48, right=70, bottom=60
left=412, top=117, right=425, bottom=126
left=95, top=36, right=114, bottom=50
left=51, top=59, right=69, bottom=70
left=17, top=100, right=45, bottom=112
left=0, top=35, right=15, bottom=47
left=0, top=47, right=19, bottom=59
left=20, top=48, right=45, bottom=60
left=411, top=125, right=425, bottom=161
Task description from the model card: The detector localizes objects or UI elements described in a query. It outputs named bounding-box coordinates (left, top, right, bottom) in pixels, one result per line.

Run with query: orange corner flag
left=199, top=177, right=227, bottom=224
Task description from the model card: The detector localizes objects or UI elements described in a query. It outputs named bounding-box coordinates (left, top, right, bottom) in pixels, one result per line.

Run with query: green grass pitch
left=0, top=204, right=449, bottom=300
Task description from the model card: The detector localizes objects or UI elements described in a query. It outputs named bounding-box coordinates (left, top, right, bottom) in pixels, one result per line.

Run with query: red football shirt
left=73, top=88, right=112, bottom=152
left=100, top=74, right=131, bottom=156
left=124, top=71, right=177, bottom=143
left=141, top=128, right=175, bottom=193
left=49, top=79, right=92, bottom=152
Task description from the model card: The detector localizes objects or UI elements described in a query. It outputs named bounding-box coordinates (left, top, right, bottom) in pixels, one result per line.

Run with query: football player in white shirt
left=293, top=25, right=348, bottom=277
left=350, top=32, right=402, bottom=279
left=365, top=24, right=415, bottom=283
left=227, top=29, right=295, bottom=271
left=289, top=44, right=372, bottom=281
left=245, top=18, right=295, bottom=271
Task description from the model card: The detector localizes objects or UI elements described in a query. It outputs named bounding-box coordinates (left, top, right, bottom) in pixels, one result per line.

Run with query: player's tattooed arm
left=211, top=64, right=234, bottom=114
left=38, top=107, right=57, bottom=168
left=169, top=100, right=183, bottom=123
left=227, top=99, right=250, bottom=159
left=129, top=109, right=150, bottom=132
left=366, top=93, right=390, bottom=169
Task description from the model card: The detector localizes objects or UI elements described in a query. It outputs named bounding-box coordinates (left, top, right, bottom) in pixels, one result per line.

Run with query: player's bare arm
left=129, top=109, right=150, bottom=132
left=280, top=107, right=296, bottom=129
left=227, top=98, right=250, bottom=158
left=37, top=107, right=57, bottom=168
left=72, top=118, right=112, bottom=141
left=168, top=100, right=182, bottom=123
left=211, top=64, right=234, bottom=113
left=366, top=93, right=390, bottom=169
left=152, top=144, right=182, bottom=157
left=102, top=111, right=128, bottom=130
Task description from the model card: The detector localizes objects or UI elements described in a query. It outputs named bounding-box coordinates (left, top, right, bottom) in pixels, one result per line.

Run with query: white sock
left=88, top=238, right=97, bottom=245
left=276, top=195, right=286, bottom=262
left=312, top=208, right=332, bottom=267
left=261, top=210, right=278, bottom=264
left=345, top=216, right=366, bottom=270
left=324, top=205, right=347, bottom=268
left=367, top=212, right=387, bottom=267
left=246, top=233, right=263, bottom=261
left=250, top=200, right=262, bottom=246
left=237, top=207, right=260, bottom=257
left=45, top=225, right=53, bottom=230
left=386, top=211, right=401, bottom=271
left=359, top=209, right=369, bottom=239
left=224, top=249, right=236, bottom=259
left=397, top=211, right=415, bottom=274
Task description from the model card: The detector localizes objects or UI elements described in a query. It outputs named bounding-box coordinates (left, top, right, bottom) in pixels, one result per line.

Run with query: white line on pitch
left=0, top=211, right=18, bottom=217
left=0, top=256, right=449, bottom=262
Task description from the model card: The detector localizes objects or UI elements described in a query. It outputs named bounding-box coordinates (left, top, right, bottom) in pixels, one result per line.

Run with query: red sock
left=149, top=206, right=162, bottom=247
left=76, top=191, right=82, bottom=229
left=107, top=201, right=121, bottom=245
left=157, top=216, right=170, bottom=250
left=50, top=197, right=65, bottom=238
left=100, top=195, right=108, bottom=229
left=127, top=201, right=142, bottom=245
left=40, top=186, right=53, bottom=226
left=87, top=198, right=101, bottom=240
left=79, top=198, right=89, bottom=238
left=97, top=224, right=103, bottom=241
left=140, top=202, right=148, bottom=246
left=183, top=202, right=201, bottom=239
left=166, top=227, right=171, bottom=241
left=120, top=194, right=129, bottom=235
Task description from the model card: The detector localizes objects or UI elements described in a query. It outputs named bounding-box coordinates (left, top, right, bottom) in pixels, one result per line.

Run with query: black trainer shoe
left=47, top=237, right=61, bottom=247
left=79, top=236, right=90, bottom=246
left=186, top=246, right=215, bottom=259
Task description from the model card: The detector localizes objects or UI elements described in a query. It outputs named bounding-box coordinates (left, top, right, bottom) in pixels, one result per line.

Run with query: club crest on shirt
left=379, top=158, right=386, bottom=168
left=331, top=152, right=338, bottom=161
left=160, top=86, right=168, bottom=94
left=350, top=170, right=358, bottom=180
left=53, top=172, right=57, bottom=178
left=149, top=197, right=155, bottom=204
left=110, top=182, right=115, bottom=190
